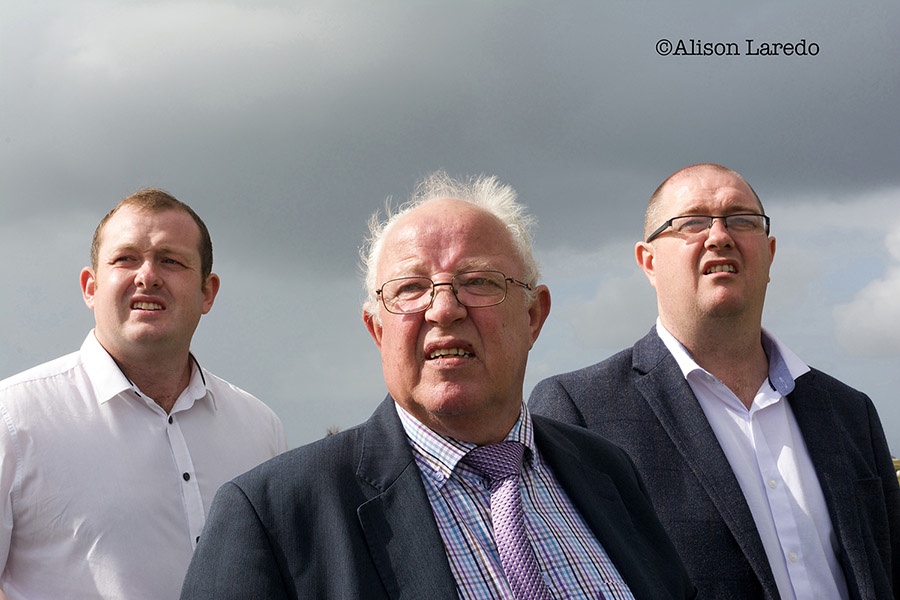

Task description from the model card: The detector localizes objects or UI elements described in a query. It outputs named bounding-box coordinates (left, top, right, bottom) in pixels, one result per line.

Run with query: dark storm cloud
left=2, top=0, right=899, bottom=447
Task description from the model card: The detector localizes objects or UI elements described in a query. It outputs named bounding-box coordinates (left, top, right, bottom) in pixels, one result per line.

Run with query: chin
left=702, top=303, right=747, bottom=320
left=428, top=391, right=481, bottom=413
left=125, top=326, right=177, bottom=346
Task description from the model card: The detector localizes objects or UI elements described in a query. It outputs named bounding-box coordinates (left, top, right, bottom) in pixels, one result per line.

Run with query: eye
left=457, top=272, right=504, bottom=295
left=726, top=215, right=758, bottom=231
left=462, top=276, right=493, bottom=288
left=159, top=254, right=192, bottom=269
left=392, top=279, right=431, bottom=299
left=674, top=216, right=711, bottom=233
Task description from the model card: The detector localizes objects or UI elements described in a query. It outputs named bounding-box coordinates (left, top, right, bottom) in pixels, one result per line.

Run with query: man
left=0, top=189, right=287, bottom=599
left=529, top=163, right=900, bottom=599
left=180, top=172, right=695, bottom=599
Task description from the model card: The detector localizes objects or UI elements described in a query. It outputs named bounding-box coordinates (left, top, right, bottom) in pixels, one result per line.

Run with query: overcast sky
left=2, top=1, right=899, bottom=452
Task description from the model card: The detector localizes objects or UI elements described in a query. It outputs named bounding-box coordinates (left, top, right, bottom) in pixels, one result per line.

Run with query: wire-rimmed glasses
left=376, top=270, right=532, bottom=315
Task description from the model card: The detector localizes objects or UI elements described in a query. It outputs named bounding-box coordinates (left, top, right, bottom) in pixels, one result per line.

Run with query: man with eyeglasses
left=180, top=172, right=695, bottom=599
left=530, top=163, right=900, bottom=599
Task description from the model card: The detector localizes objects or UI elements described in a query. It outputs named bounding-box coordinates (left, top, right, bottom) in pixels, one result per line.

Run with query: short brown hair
left=90, top=189, right=213, bottom=279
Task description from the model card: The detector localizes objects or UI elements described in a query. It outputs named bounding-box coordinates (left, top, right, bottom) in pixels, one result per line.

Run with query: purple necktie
left=463, top=441, right=554, bottom=600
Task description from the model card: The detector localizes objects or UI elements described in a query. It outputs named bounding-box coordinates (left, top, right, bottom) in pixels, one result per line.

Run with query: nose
left=424, top=282, right=466, bottom=323
left=705, top=217, right=734, bottom=248
left=134, top=260, right=162, bottom=288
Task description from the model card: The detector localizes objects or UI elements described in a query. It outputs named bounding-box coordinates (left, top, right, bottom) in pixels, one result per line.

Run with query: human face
left=363, top=199, right=551, bottom=445
left=80, top=206, right=219, bottom=363
left=635, top=168, right=776, bottom=332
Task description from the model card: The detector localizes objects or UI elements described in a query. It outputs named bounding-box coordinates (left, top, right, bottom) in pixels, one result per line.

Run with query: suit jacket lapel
left=355, top=398, right=458, bottom=599
left=535, top=419, right=669, bottom=598
left=632, top=330, right=779, bottom=595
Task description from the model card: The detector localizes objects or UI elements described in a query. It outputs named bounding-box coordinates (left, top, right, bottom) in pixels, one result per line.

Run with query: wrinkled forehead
left=379, top=199, right=519, bottom=276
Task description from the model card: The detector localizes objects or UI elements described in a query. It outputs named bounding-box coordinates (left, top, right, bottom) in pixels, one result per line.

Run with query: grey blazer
left=180, top=396, right=695, bottom=599
left=529, top=327, right=900, bottom=600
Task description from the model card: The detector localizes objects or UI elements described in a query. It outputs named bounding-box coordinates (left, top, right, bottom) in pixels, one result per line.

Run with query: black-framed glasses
left=375, top=270, right=532, bottom=315
left=645, top=213, right=770, bottom=243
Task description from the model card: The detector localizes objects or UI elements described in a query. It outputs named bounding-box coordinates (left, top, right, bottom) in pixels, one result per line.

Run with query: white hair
left=360, top=171, right=540, bottom=320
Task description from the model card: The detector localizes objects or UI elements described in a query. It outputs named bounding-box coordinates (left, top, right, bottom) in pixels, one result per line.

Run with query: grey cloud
left=3, top=0, right=899, bottom=449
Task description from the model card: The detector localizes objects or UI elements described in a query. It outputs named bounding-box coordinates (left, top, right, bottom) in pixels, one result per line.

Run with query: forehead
left=661, top=168, right=761, bottom=214
left=379, top=198, right=519, bottom=277
left=99, top=206, right=201, bottom=252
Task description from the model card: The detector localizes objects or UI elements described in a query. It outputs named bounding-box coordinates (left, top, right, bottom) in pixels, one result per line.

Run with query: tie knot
left=462, top=441, right=526, bottom=483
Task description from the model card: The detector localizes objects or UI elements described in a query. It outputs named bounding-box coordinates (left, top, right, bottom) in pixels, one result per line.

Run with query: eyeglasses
left=645, top=213, right=770, bottom=243
left=375, top=270, right=532, bottom=315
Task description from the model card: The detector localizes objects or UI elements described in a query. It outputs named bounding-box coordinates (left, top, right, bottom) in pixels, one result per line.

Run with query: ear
left=363, top=309, right=384, bottom=349
left=766, top=235, right=776, bottom=282
left=635, top=241, right=657, bottom=288
left=201, top=273, right=221, bottom=314
left=80, top=267, right=97, bottom=309
left=526, top=285, right=552, bottom=348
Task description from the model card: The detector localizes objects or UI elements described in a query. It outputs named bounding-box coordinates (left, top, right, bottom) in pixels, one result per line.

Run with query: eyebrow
left=392, top=259, right=498, bottom=277
left=678, top=204, right=761, bottom=215
left=105, top=244, right=198, bottom=261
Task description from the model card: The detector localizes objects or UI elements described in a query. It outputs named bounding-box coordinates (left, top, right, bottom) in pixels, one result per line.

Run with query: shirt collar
left=395, top=401, right=537, bottom=488
left=80, top=330, right=215, bottom=411
left=80, top=332, right=132, bottom=403
left=655, top=318, right=810, bottom=396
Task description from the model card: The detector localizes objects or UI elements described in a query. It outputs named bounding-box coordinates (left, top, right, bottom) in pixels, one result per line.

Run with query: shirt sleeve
left=0, top=403, right=20, bottom=570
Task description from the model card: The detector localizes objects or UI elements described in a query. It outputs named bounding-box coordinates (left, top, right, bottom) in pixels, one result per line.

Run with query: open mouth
left=704, top=264, right=736, bottom=275
left=132, top=302, right=164, bottom=311
left=427, top=347, right=473, bottom=360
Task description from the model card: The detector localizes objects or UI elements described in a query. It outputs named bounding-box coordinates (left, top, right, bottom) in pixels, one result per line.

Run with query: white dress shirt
left=0, top=331, right=288, bottom=600
left=657, top=321, right=849, bottom=600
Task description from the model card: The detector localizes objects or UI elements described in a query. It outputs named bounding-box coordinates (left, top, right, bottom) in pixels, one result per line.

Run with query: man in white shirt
left=0, top=189, right=288, bottom=599
left=530, top=163, right=900, bottom=599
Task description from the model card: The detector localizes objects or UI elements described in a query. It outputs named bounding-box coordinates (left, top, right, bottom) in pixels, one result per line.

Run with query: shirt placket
left=166, top=412, right=205, bottom=548
left=750, top=405, right=810, bottom=599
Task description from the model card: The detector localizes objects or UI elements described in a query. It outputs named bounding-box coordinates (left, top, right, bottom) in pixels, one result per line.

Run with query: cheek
left=378, top=321, right=420, bottom=361
left=99, top=273, right=133, bottom=296
left=740, top=244, right=774, bottom=278
left=481, top=313, right=528, bottom=360
left=653, top=258, right=689, bottom=291
left=93, top=280, right=123, bottom=303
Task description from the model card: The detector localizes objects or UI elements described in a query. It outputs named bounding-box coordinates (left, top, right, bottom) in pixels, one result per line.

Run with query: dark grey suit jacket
left=529, top=327, right=900, bottom=600
left=180, top=396, right=695, bottom=599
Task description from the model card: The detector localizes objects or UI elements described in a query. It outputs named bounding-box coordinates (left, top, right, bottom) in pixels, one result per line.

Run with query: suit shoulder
left=537, top=347, right=633, bottom=383
left=532, top=346, right=634, bottom=397
left=233, top=424, right=364, bottom=489
left=796, top=367, right=880, bottom=419
left=801, top=367, right=868, bottom=397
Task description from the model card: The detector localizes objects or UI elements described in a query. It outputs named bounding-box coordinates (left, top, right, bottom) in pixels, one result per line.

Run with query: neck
left=415, top=402, right=522, bottom=446
left=116, top=353, right=194, bottom=414
left=663, top=316, right=769, bottom=409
